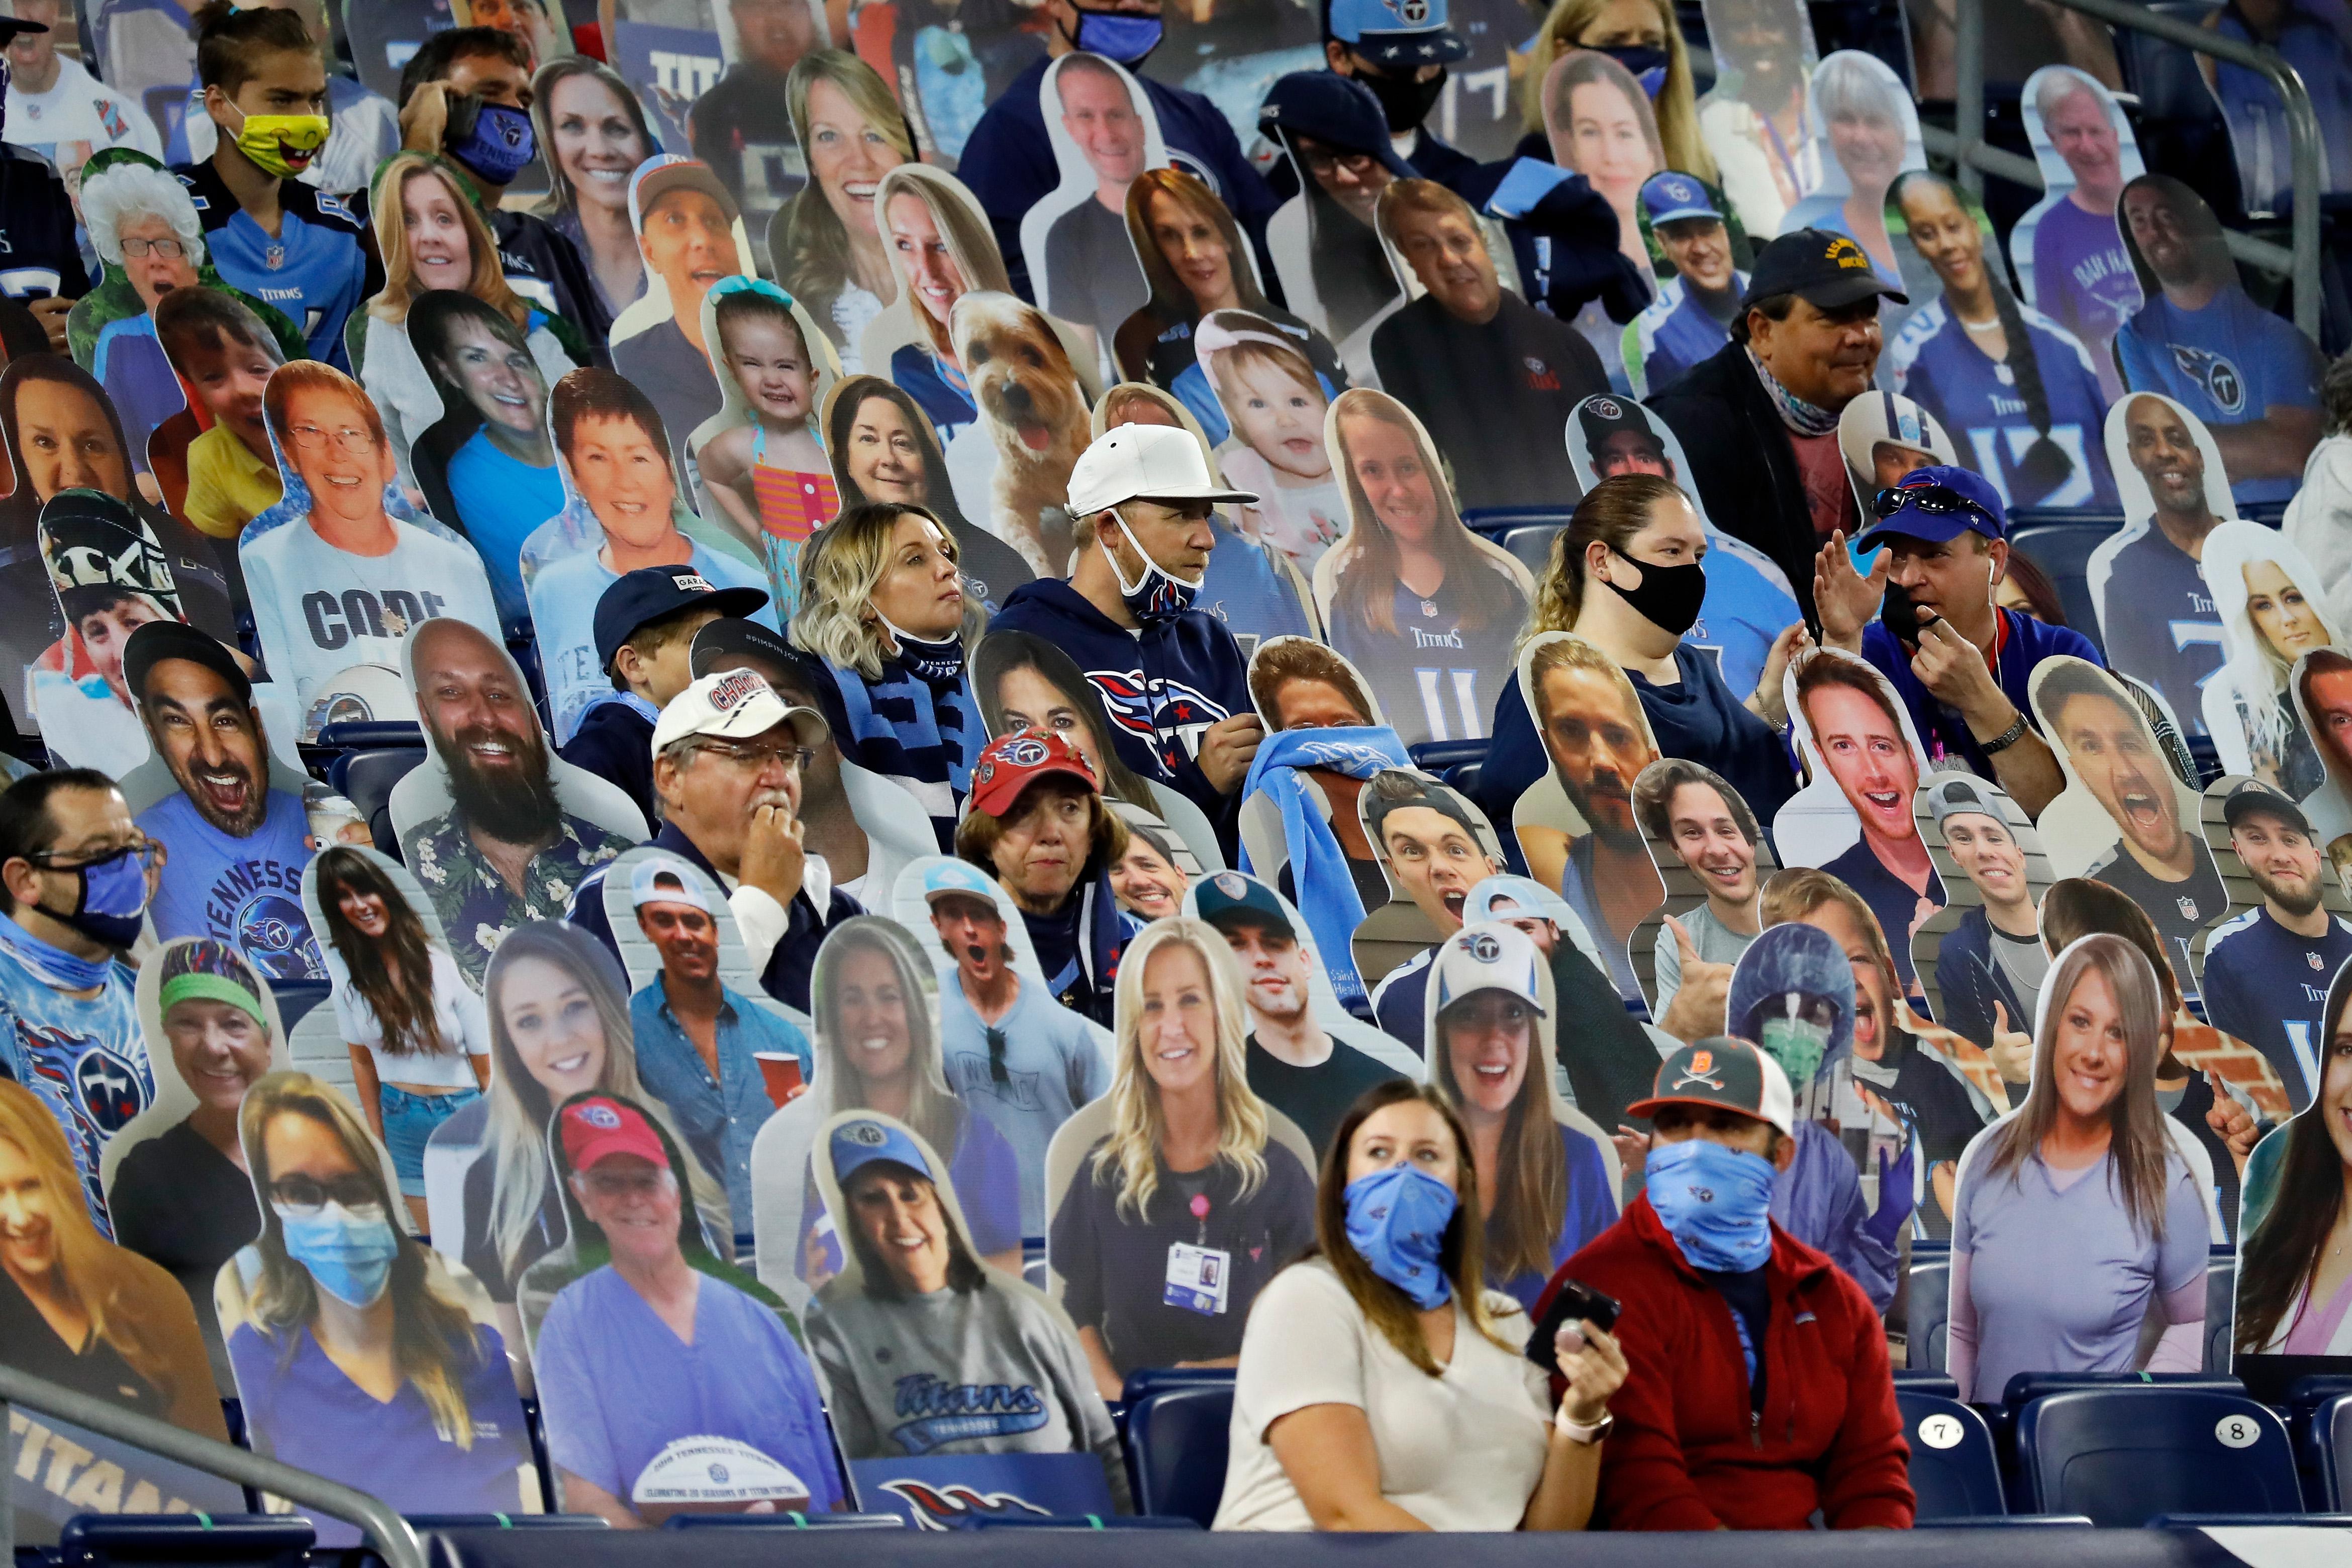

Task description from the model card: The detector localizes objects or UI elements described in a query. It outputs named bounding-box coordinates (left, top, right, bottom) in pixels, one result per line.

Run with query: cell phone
left=1525, top=1278, right=1621, bottom=1372
left=1879, top=580, right=1933, bottom=648
left=443, top=91, right=488, bottom=144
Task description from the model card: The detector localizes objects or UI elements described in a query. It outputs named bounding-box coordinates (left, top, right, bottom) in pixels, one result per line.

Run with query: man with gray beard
left=401, top=617, right=633, bottom=985
left=127, top=620, right=325, bottom=981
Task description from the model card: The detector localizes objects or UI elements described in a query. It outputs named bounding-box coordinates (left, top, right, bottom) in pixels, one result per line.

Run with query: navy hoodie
left=986, top=578, right=1250, bottom=846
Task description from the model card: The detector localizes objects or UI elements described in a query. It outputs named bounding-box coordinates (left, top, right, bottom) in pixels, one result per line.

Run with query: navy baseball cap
left=830, top=1116, right=937, bottom=1187
left=124, top=620, right=251, bottom=706
left=1326, top=0, right=1468, bottom=67
left=593, top=566, right=768, bottom=674
left=1194, top=870, right=1297, bottom=939
left=2222, top=777, right=2315, bottom=837
left=1743, top=227, right=1906, bottom=313
left=1855, top=464, right=2008, bottom=549
left=1258, top=71, right=1415, bottom=177
left=1640, top=171, right=1723, bottom=228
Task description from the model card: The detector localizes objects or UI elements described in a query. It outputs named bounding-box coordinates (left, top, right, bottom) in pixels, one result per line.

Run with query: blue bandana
left=1237, top=725, right=1409, bottom=1009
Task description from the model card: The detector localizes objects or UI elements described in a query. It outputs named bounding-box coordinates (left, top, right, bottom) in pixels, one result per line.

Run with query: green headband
left=159, top=971, right=267, bottom=1028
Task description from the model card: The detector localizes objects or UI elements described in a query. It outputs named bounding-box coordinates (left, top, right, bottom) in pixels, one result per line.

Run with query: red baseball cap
left=968, top=728, right=1099, bottom=819
left=558, top=1095, right=667, bottom=1172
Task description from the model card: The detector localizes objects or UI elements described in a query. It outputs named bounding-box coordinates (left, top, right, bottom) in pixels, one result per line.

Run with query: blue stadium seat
left=328, top=744, right=426, bottom=858
left=1461, top=507, right=1574, bottom=541
left=1126, top=1384, right=1234, bottom=1527
left=58, top=1514, right=314, bottom=1564
left=2205, top=1261, right=2236, bottom=1374
left=661, top=1514, right=904, bottom=1530
left=1908, top=1257, right=1949, bottom=1373
left=2002, top=1373, right=2246, bottom=1407
left=2307, top=1393, right=2352, bottom=1510
left=2012, top=1388, right=2302, bottom=1525
left=2010, top=523, right=2122, bottom=656
left=405, top=1517, right=609, bottom=1530
left=2113, top=1, right=2247, bottom=226
left=1893, top=1371, right=1962, bottom=1399
left=1930, top=1516, right=2096, bottom=1527
left=1502, top=525, right=1564, bottom=577
left=1895, top=1390, right=2007, bottom=1520
left=1121, top=1366, right=1235, bottom=1406
left=965, top=1515, right=1202, bottom=1530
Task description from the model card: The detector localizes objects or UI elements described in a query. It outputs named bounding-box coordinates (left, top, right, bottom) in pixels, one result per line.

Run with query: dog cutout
left=951, top=289, right=1094, bottom=574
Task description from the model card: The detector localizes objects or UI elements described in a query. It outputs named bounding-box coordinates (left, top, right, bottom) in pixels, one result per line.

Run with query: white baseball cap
left=650, top=669, right=829, bottom=755
left=1066, top=424, right=1258, bottom=517
left=1431, top=921, right=1549, bottom=1019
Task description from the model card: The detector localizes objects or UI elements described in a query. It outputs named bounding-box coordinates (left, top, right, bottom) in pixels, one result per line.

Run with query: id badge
left=1163, top=1241, right=1230, bottom=1315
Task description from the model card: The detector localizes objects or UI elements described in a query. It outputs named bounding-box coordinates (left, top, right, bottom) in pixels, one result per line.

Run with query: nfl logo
left=2177, top=896, right=2200, bottom=921
left=2312, top=951, right=2327, bottom=971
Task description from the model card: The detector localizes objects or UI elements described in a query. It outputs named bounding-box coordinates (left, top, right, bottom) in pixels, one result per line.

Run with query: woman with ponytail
left=1887, top=172, right=2118, bottom=512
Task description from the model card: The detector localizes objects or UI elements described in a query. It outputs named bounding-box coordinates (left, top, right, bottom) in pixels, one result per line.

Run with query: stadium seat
left=404, top=1517, right=609, bottom=1530
left=2012, top=1388, right=2302, bottom=1525
left=58, top=1514, right=315, bottom=1565
left=1908, top=1257, right=1949, bottom=1373
left=2001, top=1373, right=2246, bottom=1408
left=661, top=1514, right=904, bottom=1530
left=1461, top=507, right=1574, bottom=541
left=1502, top=525, right=1564, bottom=577
left=2113, top=1, right=2248, bottom=226
left=2009, top=524, right=2121, bottom=656
left=1893, top=1371, right=1962, bottom=1399
left=1126, top=1384, right=1234, bottom=1527
left=328, top=744, right=426, bottom=858
left=965, top=1515, right=1202, bottom=1530
left=2204, top=1261, right=2236, bottom=1374
left=2146, top=1514, right=2352, bottom=1526
left=1931, top=1516, right=2096, bottom=1527
left=2307, top=1392, right=2352, bottom=1510
left=1121, top=1366, right=1235, bottom=1406
left=1896, top=1390, right=2007, bottom=1520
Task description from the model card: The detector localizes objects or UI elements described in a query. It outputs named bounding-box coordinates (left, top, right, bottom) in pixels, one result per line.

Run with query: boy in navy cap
left=1818, top=464, right=2096, bottom=816
left=561, top=567, right=771, bottom=827
left=1624, top=173, right=1747, bottom=398
left=1320, top=0, right=1472, bottom=183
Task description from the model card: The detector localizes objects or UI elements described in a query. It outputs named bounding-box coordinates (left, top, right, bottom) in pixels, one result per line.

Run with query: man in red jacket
left=1541, top=1038, right=1914, bottom=1531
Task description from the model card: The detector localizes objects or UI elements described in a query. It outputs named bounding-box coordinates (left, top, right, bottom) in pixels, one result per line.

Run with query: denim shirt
left=627, top=981, right=811, bottom=1237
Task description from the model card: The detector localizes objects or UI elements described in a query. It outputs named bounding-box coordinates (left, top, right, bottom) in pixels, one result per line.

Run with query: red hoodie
left=1539, top=1193, right=1914, bottom=1532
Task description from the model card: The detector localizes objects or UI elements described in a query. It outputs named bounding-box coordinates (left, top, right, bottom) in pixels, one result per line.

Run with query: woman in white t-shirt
left=313, top=847, right=491, bottom=1230
left=1215, top=1080, right=1625, bottom=1532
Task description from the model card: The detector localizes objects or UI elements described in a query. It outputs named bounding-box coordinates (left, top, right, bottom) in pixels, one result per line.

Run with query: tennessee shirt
left=1329, top=567, right=1528, bottom=750
left=2087, top=520, right=2225, bottom=735
left=1887, top=299, right=2117, bottom=511
left=175, top=159, right=368, bottom=369
left=2198, top=904, right=2352, bottom=1111
left=2116, top=287, right=2325, bottom=507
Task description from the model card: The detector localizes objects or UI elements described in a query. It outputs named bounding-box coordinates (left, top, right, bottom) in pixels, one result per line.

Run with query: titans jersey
left=0, top=950, right=150, bottom=1237
left=2199, top=906, right=2352, bottom=1113
left=1888, top=301, right=2118, bottom=511
left=1330, top=567, right=1526, bottom=749
left=2116, top=288, right=2325, bottom=507
left=1692, top=530, right=1801, bottom=699
left=137, top=789, right=326, bottom=984
left=1623, top=272, right=1746, bottom=399
left=174, top=159, right=368, bottom=369
left=2086, top=520, right=2223, bottom=735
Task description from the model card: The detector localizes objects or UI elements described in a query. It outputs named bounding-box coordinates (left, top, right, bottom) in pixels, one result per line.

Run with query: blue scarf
left=0, top=909, right=119, bottom=992
left=1238, top=726, right=1410, bottom=1010
left=827, top=655, right=982, bottom=853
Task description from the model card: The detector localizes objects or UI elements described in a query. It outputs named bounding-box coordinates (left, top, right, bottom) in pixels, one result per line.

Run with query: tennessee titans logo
left=1086, top=669, right=1232, bottom=767
left=1001, top=736, right=1050, bottom=768
left=1662, top=178, right=1693, bottom=204
left=1399, top=0, right=1431, bottom=21
left=880, top=1481, right=1053, bottom=1531
left=846, top=1120, right=888, bottom=1146
left=577, top=1103, right=622, bottom=1129
left=1469, top=932, right=1502, bottom=962
left=2169, top=346, right=2245, bottom=416
left=1590, top=397, right=1625, bottom=420
left=74, top=1045, right=145, bottom=1132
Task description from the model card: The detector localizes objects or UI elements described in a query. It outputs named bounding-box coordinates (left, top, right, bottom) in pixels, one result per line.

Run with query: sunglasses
left=1871, top=483, right=1987, bottom=523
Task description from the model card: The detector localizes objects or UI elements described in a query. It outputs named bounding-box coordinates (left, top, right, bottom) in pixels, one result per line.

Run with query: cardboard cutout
left=2028, top=655, right=2229, bottom=1004
left=1020, top=52, right=1172, bottom=356
left=519, top=364, right=776, bottom=744
left=819, top=372, right=1037, bottom=617
left=216, top=1071, right=537, bottom=1539
left=760, top=50, right=914, bottom=373
left=600, top=845, right=811, bottom=1237
left=609, top=156, right=761, bottom=471
left=1777, top=645, right=1945, bottom=995
left=1778, top=51, right=1924, bottom=268
left=673, top=0, right=823, bottom=255
left=522, top=1087, right=843, bottom=1525
left=1260, top=116, right=1406, bottom=349
left=1511, top=631, right=1664, bottom=1008
left=238, top=362, right=504, bottom=740
left=1196, top=310, right=1346, bottom=576
left=530, top=57, right=662, bottom=329
left=2085, top=391, right=2236, bottom=737
left=1041, top=919, right=1317, bottom=1383
left=1883, top=171, right=2118, bottom=512
left=2196, top=9, right=2352, bottom=216
left=1621, top=171, right=1750, bottom=400
left=748, top=915, right=1025, bottom=1312
left=1945, top=933, right=2214, bottom=1401
left=947, top=289, right=1094, bottom=577
left=100, top=939, right=291, bottom=1387
left=148, top=287, right=287, bottom=548
left=2012, top=66, right=2145, bottom=403
left=2197, top=522, right=2338, bottom=793
left=1836, top=387, right=1957, bottom=514
left=1632, top=757, right=1777, bottom=1030
left=1313, top=388, right=1535, bottom=748
left=389, top=617, right=643, bottom=987
left=1563, top=393, right=1803, bottom=698
left=802, top=1107, right=1126, bottom=1499
left=1540, top=50, right=1666, bottom=390
left=2290, top=646, right=2352, bottom=894
left=2112, top=174, right=2325, bottom=510
left=687, top=276, right=842, bottom=616
left=1694, top=0, right=1822, bottom=238
left=1911, top=773, right=2052, bottom=1083
left=1352, top=766, right=1513, bottom=1043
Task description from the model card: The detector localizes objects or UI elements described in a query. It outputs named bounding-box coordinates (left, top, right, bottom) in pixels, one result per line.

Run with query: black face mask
left=1360, top=67, right=1446, bottom=134
left=1607, top=544, right=1706, bottom=636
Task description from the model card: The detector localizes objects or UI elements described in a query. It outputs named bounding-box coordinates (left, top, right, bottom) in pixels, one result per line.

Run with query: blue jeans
left=378, top=1084, right=480, bottom=1197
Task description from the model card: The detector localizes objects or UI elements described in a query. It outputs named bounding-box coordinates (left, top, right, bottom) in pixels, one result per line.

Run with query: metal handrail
left=1, top=1362, right=427, bottom=1568
left=1941, top=0, right=2321, bottom=339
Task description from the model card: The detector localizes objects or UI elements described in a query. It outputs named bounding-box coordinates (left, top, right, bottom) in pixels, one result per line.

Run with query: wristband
left=1555, top=1408, right=1614, bottom=1445
left=1978, top=712, right=2029, bottom=755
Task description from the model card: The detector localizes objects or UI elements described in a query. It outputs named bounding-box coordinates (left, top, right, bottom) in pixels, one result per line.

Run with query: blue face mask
left=275, top=1200, right=401, bottom=1307
left=47, top=844, right=151, bottom=952
left=1598, top=44, right=1670, bottom=98
left=1343, top=1161, right=1458, bottom=1310
left=447, top=100, right=539, bottom=186
left=1101, top=514, right=1203, bottom=623
left=1645, top=1137, right=1776, bottom=1273
left=1065, top=5, right=1165, bottom=65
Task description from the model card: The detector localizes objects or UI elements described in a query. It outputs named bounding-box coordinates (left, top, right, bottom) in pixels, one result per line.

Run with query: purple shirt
left=2030, top=196, right=2141, bottom=402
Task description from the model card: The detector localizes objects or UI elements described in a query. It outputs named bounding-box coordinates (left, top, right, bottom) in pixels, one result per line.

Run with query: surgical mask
left=876, top=609, right=968, bottom=683
left=445, top=99, right=539, bottom=186
left=1063, top=3, right=1164, bottom=65
left=1102, top=513, right=1202, bottom=623
left=273, top=1200, right=401, bottom=1307
left=1361, top=68, right=1446, bottom=134
left=40, top=844, right=151, bottom=952
left=1343, top=1161, right=1457, bottom=1310
left=1606, top=544, right=1706, bottom=636
left=1758, top=1014, right=1831, bottom=1088
left=223, top=103, right=330, bottom=180
left=1598, top=44, right=1671, bottom=97
left=1645, top=1137, right=1776, bottom=1273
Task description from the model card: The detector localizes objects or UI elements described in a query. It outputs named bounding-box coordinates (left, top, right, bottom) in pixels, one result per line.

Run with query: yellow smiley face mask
left=225, top=103, right=330, bottom=179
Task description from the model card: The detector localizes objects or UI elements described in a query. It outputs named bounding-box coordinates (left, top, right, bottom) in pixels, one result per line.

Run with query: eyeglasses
left=287, top=423, right=377, bottom=454
left=121, top=237, right=188, bottom=260
left=270, top=1172, right=384, bottom=1215
left=29, top=838, right=165, bottom=872
left=1871, top=483, right=1986, bottom=522
left=1299, top=148, right=1379, bottom=179
left=685, top=738, right=813, bottom=773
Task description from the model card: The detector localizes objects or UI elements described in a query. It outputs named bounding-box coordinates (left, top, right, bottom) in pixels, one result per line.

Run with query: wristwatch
left=1556, top=1409, right=1614, bottom=1445
left=1978, top=711, right=2029, bottom=755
